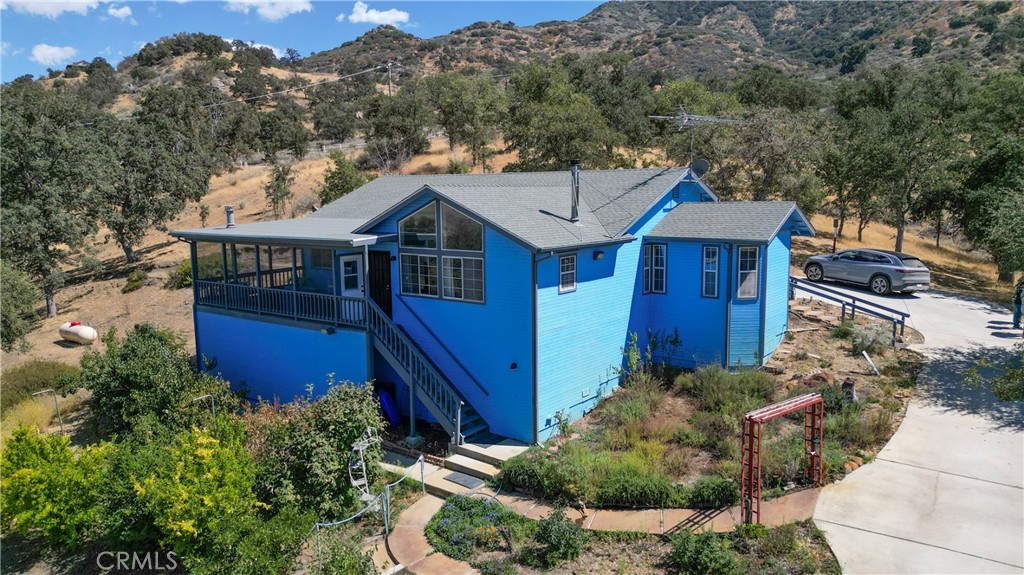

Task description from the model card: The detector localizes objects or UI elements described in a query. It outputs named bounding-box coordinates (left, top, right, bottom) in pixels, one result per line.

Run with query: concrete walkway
left=801, top=284, right=1024, bottom=574
left=386, top=488, right=821, bottom=574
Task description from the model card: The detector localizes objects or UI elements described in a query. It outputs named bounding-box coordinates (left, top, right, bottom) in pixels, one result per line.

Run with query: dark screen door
left=368, top=250, right=393, bottom=319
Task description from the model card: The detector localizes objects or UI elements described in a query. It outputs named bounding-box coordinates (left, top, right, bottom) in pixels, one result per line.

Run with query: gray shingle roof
left=311, top=167, right=696, bottom=251
left=649, top=201, right=815, bottom=243
left=171, top=218, right=383, bottom=247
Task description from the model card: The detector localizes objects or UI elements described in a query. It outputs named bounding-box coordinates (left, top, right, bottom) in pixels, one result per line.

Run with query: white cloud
left=1, top=42, right=10, bottom=56
left=0, top=0, right=99, bottom=18
left=224, top=0, right=311, bottom=22
left=343, top=1, right=408, bottom=26
left=107, top=4, right=136, bottom=24
left=29, top=43, right=77, bottom=66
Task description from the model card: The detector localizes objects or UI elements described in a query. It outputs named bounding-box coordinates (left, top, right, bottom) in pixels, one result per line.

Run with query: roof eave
left=538, top=235, right=636, bottom=253
left=169, top=230, right=386, bottom=248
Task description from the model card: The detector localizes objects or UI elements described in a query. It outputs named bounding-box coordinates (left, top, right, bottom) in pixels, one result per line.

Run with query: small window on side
left=702, top=246, right=719, bottom=298
left=311, top=248, right=333, bottom=270
left=737, top=246, right=759, bottom=300
left=559, top=255, right=576, bottom=294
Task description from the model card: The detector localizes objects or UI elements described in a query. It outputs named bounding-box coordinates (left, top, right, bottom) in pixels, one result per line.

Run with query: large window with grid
left=737, top=246, right=759, bottom=299
left=442, top=257, right=484, bottom=301
left=559, top=255, right=577, bottom=293
left=400, top=254, right=438, bottom=296
left=702, top=246, right=719, bottom=298
left=643, top=244, right=667, bottom=294
left=398, top=201, right=486, bottom=302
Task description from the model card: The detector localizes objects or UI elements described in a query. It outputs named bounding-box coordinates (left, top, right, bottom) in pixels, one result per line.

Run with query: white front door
left=339, top=255, right=364, bottom=298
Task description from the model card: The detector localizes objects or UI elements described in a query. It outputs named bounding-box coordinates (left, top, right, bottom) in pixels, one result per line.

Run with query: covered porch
left=173, top=217, right=395, bottom=328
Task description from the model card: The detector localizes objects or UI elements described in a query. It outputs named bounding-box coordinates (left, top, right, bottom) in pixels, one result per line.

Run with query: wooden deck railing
left=195, top=280, right=364, bottom=327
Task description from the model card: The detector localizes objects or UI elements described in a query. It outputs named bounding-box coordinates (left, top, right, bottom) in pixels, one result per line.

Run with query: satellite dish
left=689, top=159, right=711, bottom=179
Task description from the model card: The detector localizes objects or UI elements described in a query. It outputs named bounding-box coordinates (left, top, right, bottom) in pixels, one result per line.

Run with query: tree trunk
left=838, top=215, right=846, bottom=239
left=895, top=223, right=905, bottom=253
left=934, top=211, right=942, bottom=248
left=44, top=285, right=57, bottom=318
left=123, top=242, right=139, bottom=264
left=998, top=264, right=1014, bottom=283
left=857, top=216, right=869, bottom=242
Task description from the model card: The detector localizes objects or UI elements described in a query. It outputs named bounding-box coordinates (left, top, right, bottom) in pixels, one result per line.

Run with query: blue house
left=172, top=165, right=813, bottom=445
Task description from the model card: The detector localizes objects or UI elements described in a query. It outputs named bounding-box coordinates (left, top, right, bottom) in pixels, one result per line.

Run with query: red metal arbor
left=740, top=393, right=824, bottom=524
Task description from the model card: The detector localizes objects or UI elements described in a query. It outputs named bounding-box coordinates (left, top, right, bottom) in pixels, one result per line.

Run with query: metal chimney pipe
left=225, top=205, right=235, bottom=228
left=570, top=159, right=580, bottom=223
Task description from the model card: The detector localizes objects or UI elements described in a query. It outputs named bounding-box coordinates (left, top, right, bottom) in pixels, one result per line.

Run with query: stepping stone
left=444, top=471, right=484, bottom=490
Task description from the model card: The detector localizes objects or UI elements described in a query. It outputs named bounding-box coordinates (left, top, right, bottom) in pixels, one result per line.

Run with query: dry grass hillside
left=0, top=138, right=1009, bottom=372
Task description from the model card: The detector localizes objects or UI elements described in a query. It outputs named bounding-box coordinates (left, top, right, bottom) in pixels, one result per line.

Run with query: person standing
left=1013, top=276, right=1023, bottom=330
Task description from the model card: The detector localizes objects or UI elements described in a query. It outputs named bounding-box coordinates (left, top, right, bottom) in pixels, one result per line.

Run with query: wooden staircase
left=365, top=299, right=489, bottom=445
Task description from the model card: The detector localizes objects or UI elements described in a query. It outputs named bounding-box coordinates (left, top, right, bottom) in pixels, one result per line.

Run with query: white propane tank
left=59, top=321, right=98, bottom=345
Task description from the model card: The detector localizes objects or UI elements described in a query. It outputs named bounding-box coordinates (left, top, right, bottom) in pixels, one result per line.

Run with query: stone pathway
left=385, top=488, right=821, bottom=574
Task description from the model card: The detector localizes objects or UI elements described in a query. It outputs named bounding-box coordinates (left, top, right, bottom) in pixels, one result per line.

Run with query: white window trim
left=702, top=245, right=719, bottom=299
left=559, top=254, right=577, bottom=294
left=643, top=244, right=667, bottom=294
left=441, top=256, right=485, bottom=302
left=737, top=246, right=760, bottom=300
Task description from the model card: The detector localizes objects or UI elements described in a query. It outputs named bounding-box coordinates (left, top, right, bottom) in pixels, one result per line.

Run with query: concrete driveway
left=798, top=281, right=1024, bottom=574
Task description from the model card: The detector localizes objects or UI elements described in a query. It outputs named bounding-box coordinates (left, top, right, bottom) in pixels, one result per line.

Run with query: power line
left=200, top=62, right=395, bottom=110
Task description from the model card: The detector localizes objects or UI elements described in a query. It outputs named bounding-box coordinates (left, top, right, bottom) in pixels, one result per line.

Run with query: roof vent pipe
left=225, top=205, right=235, bottom=228
left=570, top=159, right=580, bottom=223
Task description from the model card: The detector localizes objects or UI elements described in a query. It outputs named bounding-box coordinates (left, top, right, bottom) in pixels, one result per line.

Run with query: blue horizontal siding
left=644, top=241, right=728, bottom=369
left=536, top=192, right=680, bottom=441
left=373, top=195, right=534, bottom=443
left=196, top=309, right=368, bottom=402
left=763, top=233, right=791, bottom=361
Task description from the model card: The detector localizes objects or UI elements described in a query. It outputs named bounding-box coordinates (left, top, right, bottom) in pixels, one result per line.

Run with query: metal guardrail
left=366, top=298, right=469, bottom=444
left=789, top=276, right=909, bottom=344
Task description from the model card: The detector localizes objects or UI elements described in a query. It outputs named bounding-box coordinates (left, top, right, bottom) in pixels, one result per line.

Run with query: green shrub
left=167, top=259, right=193, bottom=289
left=687, top=476, right=739, bottom=509
left=1, top=260, right=40, bottom=352
left=0, top=426, right=113, bottom=548
left=246, top=381, right=385, bottom=518
left=473, top=557, right=517, bottom=575
left=122, top=269, right=149, bottom=293
left=184, top=505, right=316, bottom=575
left=667, top=530, right=739, bottom=575
left=689, top=411, right=741, bottom=460
left=820, top=384, right=846, bottom=415
left=850, top=323, right=892, bottom=355
left=676, top=367, right=774, bottom=417
left=535, top=507, right=588, bottom=565
left=831, top=321, right=854, bottom=339
left=318, top=151, right=368, bottom=205
left=317, top=532, right=376, bottom=575
left=68, top=323, right=238, bottom=433
left=1, top=360, right=80, bottom=417
left=133, top=417, right=262, bottom=558
left=448, top=158, right=470, bottom=174
left=425, top=496, right=528, bottom=561
left=595, top=463, right=674, bottom=507
left=498, top=446, right=596, bottom=503
left=760, top=432, right=807, bottom=489
left=759, top=523, right=797, bottom=558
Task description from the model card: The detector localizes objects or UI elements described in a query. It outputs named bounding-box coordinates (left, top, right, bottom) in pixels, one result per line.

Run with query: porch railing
left=195, top=280, right=365, bottom=328
left=229, top=267, right=302, bottom=290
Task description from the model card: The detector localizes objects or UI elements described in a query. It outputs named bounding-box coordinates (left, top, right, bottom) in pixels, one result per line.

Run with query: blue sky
left=0, top=1, right=603, bottom=81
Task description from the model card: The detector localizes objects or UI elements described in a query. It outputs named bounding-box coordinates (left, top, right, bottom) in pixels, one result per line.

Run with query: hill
left=300, top=1, right=1024, bottom=79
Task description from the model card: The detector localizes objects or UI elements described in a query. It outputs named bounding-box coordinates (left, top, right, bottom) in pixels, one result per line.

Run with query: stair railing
left=365, top=298, right=469, bottom=444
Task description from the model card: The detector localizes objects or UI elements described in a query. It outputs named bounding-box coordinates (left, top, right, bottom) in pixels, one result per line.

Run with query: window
left=311, top=248, right=333, bottom=270
left=702, top=246, right=719, bottom=298
left=400, top=254, right=438, bottom=296
left=559, top=255, right=577, bottom=293
left=643, top=244, right=666, bottom=294
left=442, top=204, right=483, bottom=251
left=737, top=246, right=759, bottom=299
left=442, top=257, right=484, bottom=301
left=399, top=204, right=437, bottom=248
left=342, top=259, right=360, bottom=291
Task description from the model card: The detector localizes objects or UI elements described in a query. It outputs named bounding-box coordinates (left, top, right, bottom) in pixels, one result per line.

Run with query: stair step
left=351, top=478, right=367, bottom=487
left=445, top=453, right=500, bottom=481
left=461, top=421, right=488, bottom=440
left=423, top=470, right=484, bottom=498
left=453, top=439, right=530, bottom=467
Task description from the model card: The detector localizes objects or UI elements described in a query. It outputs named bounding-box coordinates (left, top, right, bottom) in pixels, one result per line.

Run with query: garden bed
left=498, top=311, right=924, bottom=509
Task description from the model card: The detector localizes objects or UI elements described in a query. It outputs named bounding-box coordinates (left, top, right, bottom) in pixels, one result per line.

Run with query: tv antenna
left=650, top=107, right=747, bottom=164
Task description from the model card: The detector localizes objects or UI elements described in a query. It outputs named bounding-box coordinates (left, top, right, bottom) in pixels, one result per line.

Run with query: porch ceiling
left=171, top=217, right=393, bottom=248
